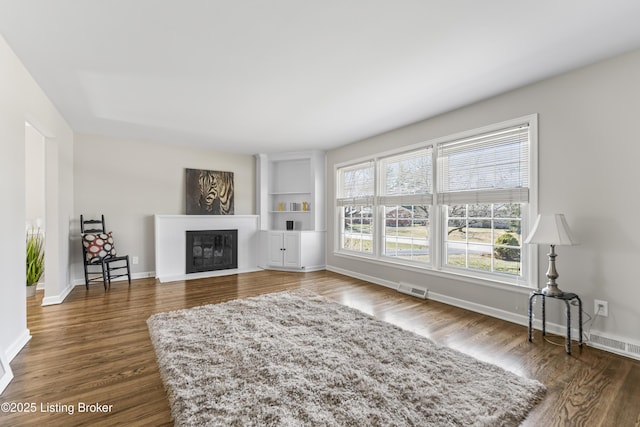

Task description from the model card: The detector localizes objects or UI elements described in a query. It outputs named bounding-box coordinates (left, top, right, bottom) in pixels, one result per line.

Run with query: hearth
left=186, top=229, right=238, bottom=274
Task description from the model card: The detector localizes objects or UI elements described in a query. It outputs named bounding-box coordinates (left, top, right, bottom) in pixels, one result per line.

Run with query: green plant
left=26, top=229, right=45, bottom=287
left=494, top=233, right=520, bottom=262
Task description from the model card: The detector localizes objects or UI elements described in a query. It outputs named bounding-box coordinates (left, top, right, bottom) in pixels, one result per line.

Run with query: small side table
left=528, top=290, right=583, bottom=354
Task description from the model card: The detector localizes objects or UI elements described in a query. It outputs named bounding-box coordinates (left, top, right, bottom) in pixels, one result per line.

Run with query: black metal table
left=528, top=290, right=583, bottom=354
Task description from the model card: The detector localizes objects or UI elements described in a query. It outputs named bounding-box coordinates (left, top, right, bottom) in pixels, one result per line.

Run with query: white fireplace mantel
left=154, top=214, right=260, bottom=283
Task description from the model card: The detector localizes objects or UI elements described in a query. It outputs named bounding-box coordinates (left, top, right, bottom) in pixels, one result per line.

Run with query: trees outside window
left=445, top=203, right=522, bottom=275
left=384, top=205, right=430, bottom=263
left=335, top=115, right=536, bottom=286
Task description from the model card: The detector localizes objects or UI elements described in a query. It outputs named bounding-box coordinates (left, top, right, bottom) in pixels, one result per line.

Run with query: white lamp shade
left=524, top=214, right=578, bottom=245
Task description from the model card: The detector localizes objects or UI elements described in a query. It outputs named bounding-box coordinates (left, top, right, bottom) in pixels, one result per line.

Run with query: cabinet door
left=268, top=232, right=284, bottom=266
left=283, top=232, right=301, bottom=268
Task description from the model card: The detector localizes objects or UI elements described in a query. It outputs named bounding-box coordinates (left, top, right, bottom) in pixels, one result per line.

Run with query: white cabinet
left=267, top=231, right=301, bottom=268
left=260, top=230, right=325, bottom=271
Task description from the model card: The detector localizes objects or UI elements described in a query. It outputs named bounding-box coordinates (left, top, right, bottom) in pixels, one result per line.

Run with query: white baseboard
left=5, top=329, right=32, bottom=362
left=71, top=271, right=156, bottom=287
left=259, top=264, right=326, bottom=273
left=41, top=282, right=75, bottom=306
left=326, top=264, right=398, bottom=290
left=428, top=289, right=529, bottom=327
left=157, top=268, right=260, bottom=284
left=327, top=264, right=532, bottom=325
left=0, top=354, right=13, bottom=395
left=326, top=264, right=640, bottom=361
left=301, top=264, right=326, bottom=272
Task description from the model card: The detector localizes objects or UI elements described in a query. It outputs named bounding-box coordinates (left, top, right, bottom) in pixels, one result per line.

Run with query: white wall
left=0, top=35, right=74, bottom=361
left=73, top=133, right=256, bottom=282
left=25, top=124, right=45, bottom=228
left=327, top=48, right=640, bottom=345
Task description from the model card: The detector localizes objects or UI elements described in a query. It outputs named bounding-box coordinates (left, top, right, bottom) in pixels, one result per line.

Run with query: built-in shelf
left=269, top=192, right=311, bottom=196
left=257, top=151, right=325, bottom=232
left=256, top=151, right=326, bottom=271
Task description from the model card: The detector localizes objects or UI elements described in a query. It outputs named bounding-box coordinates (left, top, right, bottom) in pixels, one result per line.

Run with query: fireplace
left=186, top=229, right=238, bottom=274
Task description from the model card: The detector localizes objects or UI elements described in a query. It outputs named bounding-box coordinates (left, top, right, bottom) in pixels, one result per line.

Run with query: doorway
left=25, top=122, right=46, bottom=293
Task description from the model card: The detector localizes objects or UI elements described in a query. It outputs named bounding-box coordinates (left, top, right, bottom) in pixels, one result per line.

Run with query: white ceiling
left=2, top=1, right=640, bottom=154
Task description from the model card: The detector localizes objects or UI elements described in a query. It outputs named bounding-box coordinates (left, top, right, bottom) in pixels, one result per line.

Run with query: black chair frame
left=80, top=214, right=131, bottom=290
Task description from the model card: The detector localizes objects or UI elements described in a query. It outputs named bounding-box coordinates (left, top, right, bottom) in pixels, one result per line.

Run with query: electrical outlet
left=132, top=256, right=139, bottom=265
left=594, top=299, right=608, bottom=317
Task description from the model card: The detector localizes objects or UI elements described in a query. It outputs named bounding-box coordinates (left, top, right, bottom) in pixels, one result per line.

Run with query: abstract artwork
left=185, top=168, right=234, bottom=215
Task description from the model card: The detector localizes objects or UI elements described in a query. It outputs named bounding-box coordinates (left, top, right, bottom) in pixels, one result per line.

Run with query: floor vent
left=590, top=334, right=626, bottom=351
left=397, top=282, right=428, bottom=299
left=627, top=343, right=640, bottom=356
left=587, top=332, right=640, bottom=360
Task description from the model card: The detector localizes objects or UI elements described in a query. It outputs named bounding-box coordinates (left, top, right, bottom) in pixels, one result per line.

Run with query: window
left=337, top=162, right=375, bottom=255
left=437, top=125, right=529, bottom=203
left=335, top=115, right=536, bottom=287
left=341, top=205, right=373, bottom=253
left=438, top=123, right=530, bottom=280
left=384, top=205, right=430, bottom=263
left=379, top=148, right=432, bottom=263
left=445, top=203, right=522, bottom=275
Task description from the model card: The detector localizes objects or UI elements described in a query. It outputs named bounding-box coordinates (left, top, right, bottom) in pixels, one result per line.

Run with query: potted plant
left=26, top=228, right=44, bottom=297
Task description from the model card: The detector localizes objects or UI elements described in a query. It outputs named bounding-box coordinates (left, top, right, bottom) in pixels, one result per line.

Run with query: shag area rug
left=147, top=289, right=545, bottom=426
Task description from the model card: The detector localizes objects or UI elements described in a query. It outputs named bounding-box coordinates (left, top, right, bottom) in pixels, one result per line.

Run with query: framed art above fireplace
left=185, top=168, right=234, bottom=215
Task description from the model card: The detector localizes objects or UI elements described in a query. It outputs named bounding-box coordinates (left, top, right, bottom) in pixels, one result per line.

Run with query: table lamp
left=524, top=213, right=578, bottom=296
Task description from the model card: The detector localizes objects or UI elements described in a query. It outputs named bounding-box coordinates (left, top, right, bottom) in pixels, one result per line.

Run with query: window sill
left=333, top=250, right=535, bottom=295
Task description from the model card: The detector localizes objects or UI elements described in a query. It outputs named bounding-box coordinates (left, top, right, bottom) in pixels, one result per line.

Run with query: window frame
left=334, top=114, right=538, bottom=289
left=339, top=204, right=375, bottom=255
left=381, top=204, right=431, bottom=265
left=440, top=202, right=527, bottom=282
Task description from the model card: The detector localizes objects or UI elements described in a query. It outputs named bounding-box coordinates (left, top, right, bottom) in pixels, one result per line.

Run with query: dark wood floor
left=1, top=270, right=639, bottom=426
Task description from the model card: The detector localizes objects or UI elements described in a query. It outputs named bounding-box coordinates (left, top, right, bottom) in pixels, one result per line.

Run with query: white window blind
left=379, top=148, right=432, bottom=205
left=437, top=124, right=530, bottom=205
left=337, top=161, right=375, bottom=206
